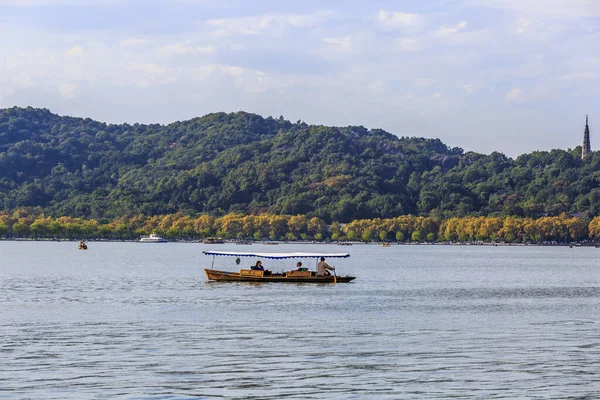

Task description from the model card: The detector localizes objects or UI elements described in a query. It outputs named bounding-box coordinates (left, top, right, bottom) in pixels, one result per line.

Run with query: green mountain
left=1, top=106, right=598, bottom=222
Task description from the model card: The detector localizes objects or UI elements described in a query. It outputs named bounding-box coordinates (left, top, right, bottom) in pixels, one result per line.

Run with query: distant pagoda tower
left=582, top=115, right=591, bottom=159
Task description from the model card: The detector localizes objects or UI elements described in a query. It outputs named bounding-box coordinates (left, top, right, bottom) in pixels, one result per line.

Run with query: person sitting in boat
left=317, top=257, right=335, bottom=276
left=251, top=260, right=264, bottom=271
left=251, top=260, right=272, bottom=275
left=296, top=261, right=308, bottom=272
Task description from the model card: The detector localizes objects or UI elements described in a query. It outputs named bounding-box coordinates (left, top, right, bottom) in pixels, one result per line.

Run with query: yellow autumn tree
left=588, top=216, right=600, bottom=240
left=193, top=214, right=215, bottom=237
left=288, top=215, right=308, bottom=239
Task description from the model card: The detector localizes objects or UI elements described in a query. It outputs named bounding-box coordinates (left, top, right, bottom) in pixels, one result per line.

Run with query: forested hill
left=1, top=106, right=599, bottom=222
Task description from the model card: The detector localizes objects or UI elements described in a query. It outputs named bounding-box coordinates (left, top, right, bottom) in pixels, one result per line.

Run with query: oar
left=333, top=268, right=337, bottom=284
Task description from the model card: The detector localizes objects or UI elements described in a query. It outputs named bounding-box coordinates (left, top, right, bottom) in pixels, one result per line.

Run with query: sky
left=0, top=0, right=598, bottom=157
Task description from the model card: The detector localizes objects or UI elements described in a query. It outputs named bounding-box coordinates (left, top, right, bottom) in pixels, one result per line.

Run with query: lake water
left=2, top=241, right=600, bottom=399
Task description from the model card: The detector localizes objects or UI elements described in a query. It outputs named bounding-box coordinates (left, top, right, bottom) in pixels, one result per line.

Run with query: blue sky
left=0, top=0, right=598, bottom=157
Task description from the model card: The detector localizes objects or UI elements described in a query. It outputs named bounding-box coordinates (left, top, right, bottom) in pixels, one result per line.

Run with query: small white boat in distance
left=139, top=233, right=168, bottom=243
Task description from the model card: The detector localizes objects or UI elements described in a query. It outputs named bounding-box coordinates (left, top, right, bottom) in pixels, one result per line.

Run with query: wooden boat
left=203, top=237, right=224, bottom=244
left=203, top=250, right=355, bottom=283
left=205, top=269, right=355, bottom=283
left=381, top=242, right=391, bottom=247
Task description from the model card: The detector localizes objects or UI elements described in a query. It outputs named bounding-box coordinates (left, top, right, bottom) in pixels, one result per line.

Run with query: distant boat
left=203, top=237, right=225, bottom=244
left=140, top=233, right=168, bottom=243
left=337, top=242, right=353, bottom=246
left=263, top=241, right=279, bottom=245
left=78, top=241, right=88, bottom=250
left=381, top=243, right=391, bottom=247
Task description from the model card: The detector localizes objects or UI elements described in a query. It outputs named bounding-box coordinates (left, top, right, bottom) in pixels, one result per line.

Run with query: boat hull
left=204, top=269, right=355, bottom=283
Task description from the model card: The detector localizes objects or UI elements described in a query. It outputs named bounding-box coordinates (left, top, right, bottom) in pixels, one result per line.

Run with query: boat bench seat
left=240, top=269, right=264, bottom=277
left=286, top=270, right=313, bottom=278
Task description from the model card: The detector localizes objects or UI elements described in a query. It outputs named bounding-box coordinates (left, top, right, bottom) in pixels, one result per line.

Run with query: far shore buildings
left=582, top=115, right=591, bottom=159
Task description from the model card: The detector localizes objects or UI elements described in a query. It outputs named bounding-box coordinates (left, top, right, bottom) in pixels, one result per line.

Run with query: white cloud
left=5, top=49, right=57, bottom=82
left=120, top=38, right=149, bottom=47
left=155, top=43, right=215, bottom=58
left=126, top=62, right=173, bottom=88
left=206, top=12, right=331, bottom=37
left=367, top=80, right=386, bottom=94
left=191, top=64, right=275, bottom=93
left=0, top=0, right=122, bottom=6
left=504, top=87, right=525, bottom=102
left=461, top=84, right=475, bottom=94
left=560, top=72, right=599, bottom=81
left=397, top=37, right=422, bottom=51
left=475, top=0, right=600, bottom=18
left=66, top=45, right=84, bottom=57
left=222, top=65, right=244, bottom=78
left=513, top=19, right=532, bottom=35
left=57, top=82, right=77, bottom=99
left=437, top=21, right=468, bottom=37
left=508, top=18, right=565, bottom=41
left=377, top=10, right=421, bottom=29
left=193, top=65, right=217, bottom=81
left=0, top=0, right=81, bottom=4
left=0, top=86, right=15, bottom=101
left=323, top=36, right=352, bottom=50
left=127, top=62, right=166, bottom=76
left=416, top=78, right=433, bottom=87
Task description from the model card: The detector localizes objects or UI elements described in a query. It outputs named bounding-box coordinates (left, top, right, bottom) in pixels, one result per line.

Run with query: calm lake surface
left=2, top=241, right=600, bottom=399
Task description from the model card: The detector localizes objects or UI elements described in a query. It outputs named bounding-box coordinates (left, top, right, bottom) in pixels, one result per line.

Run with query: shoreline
left=0, top=238, right=597, bottom=247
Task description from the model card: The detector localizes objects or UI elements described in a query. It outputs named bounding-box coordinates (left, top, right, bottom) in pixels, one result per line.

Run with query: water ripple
left=2, top=242, right=600, bottom=398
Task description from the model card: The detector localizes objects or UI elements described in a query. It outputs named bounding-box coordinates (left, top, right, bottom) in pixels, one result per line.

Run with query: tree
left=307, top=217, right=325, bottom=238
left=0, top=222, right=8, bottom=237
left=288, top=215, right=308, bottom=237
left=589, top=216, right=600, bottom=240
left=30, top=217, right=51, bottom=238
left=12, top=219, right=30, bottom=237
left=379, top=230, right=388, bottom=241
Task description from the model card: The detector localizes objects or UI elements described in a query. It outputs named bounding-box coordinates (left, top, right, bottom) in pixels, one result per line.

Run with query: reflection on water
left=2, top=242, right=600, bottom=399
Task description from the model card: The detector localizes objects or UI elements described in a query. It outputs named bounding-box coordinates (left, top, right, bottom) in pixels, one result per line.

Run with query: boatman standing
left=317, top=257, right=335, bottom=276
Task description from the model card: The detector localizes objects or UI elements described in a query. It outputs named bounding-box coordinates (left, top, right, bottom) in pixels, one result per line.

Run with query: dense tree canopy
left=0, top=107, right=597, bottom=222
left=0, top=210, right=598, bottom=244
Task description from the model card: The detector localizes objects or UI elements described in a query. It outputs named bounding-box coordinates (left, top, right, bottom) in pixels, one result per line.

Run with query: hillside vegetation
left=1, top=107, right=599, bottom=222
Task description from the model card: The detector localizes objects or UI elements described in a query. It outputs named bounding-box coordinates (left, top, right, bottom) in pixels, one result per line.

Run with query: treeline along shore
left=3, top=210, right=600, bottom=244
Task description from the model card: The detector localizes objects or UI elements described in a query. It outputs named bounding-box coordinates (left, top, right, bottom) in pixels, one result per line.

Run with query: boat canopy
left=202, top=250, right=350, bottom=259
